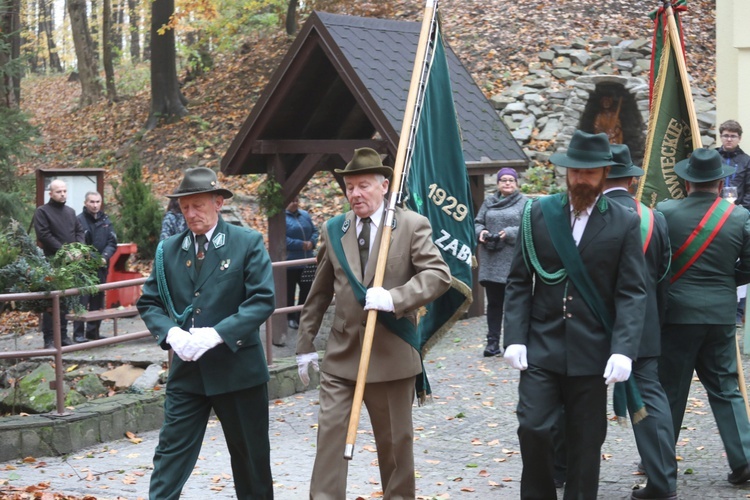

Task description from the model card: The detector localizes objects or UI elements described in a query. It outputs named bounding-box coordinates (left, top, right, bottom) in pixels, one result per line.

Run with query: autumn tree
left=128, top=0, right=140, bottom=61
left=0, top=0, right=21, bottom=106
left=67, top=0, right=102, bottom=106
left=285, top=0, right=297, bottom=35
left=102, top=0, right=117, bottom=100
left=37, top=0, right=62, bottom=72
left=145, top=0, right=187, bottom=130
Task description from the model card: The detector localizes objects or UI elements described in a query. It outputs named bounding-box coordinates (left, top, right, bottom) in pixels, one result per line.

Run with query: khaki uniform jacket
left=296, top=207, right=451, bottom=382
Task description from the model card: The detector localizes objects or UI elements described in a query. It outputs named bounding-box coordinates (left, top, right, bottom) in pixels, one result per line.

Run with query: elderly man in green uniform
left=295, top=148, right=451, bottom=499
left=657, top=148, right=750, bottom=486
left=503, top=131, right=647, bottom=499
left=604, top=145, right=677, bottom=500
left=137, top=167, right=276, bottom=499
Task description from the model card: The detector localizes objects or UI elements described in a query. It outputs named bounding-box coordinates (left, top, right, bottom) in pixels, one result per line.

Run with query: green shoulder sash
left=326, top=214, right=431, bottom=400
left=671, top=197, right=735, bottom=283
left=635, top=202, right=654, bottom=255
left=155, top=240, right=192, bottom=327
left=537, top=195, right=646, bottom=424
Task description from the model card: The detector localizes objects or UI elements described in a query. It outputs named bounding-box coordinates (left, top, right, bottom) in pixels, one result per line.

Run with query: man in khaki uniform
left=296, top=148, right=451, bottom=499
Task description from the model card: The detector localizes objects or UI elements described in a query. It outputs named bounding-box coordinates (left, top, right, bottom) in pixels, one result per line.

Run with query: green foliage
left=0, top=220, right=101, bottom=313
left=111, top=153, right=163, bottom=260
left=520, top=166, right=565, bottom=195
left=115, top=63, right=150, bottom=96
left=257, top=175, right=284, bottom=217
left=0, top=107, right=39, bottom=227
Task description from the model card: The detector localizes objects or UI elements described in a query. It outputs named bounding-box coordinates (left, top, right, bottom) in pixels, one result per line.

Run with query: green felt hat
left=550, top=130, right=617, bottom=169
left=674, top=148, right=735, bottom=183
left=167, top=167, right=233, bottom=199
left=607, top=144, right=644, bottom=178
left=334, top=148, right=393, bottom=177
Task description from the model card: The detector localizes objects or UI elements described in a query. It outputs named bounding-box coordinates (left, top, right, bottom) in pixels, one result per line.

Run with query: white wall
left=716, top=0, right=750, bottom=133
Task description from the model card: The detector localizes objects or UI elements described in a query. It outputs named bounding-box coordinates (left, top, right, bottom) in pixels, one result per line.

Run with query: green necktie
left=195, top=234, right=208, bottom=273
left=358, top=217, right=371, bottom=278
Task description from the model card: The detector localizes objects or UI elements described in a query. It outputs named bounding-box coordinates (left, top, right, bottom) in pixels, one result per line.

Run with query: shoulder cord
left=155, top=241, right=192, bottom=327
left=520, top=199, right=567, bottom=285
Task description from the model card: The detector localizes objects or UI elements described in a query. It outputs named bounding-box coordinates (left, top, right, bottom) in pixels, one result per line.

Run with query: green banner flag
left=637, top=0, right=693, bottom=206
left=406, top=27, right=475, bottom=353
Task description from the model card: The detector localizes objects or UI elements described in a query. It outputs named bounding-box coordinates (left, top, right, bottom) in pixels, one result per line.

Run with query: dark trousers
left=41, top=310, right=69, bottom=343
left=149, top=384, right=273, bottom=500
left=517, top=366, right=607, bottom=500
left=73, top=291, right=104, bottom=338
left=483, top=281, right=506, bottom=343
left=660, top=323, right=750, bottom=472
left=286, top=267, right=312, bottom=323
left=630, top=356, right=677, bottom=493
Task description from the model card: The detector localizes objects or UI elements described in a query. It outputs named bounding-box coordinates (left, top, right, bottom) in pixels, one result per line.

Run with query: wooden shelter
left=221, top=11, right=528, bottom=337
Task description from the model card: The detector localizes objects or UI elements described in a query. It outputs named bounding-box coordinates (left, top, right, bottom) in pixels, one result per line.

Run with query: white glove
left=186, top=327, right=224, bottom=361
left=603, top=353, right=632, bottom=384
left=296, top=352, right=320, bottom=386
left=503, top=344, right=528, bottom=370
left=364, top=287, right=395, bottom=312
left=167, top=327, right=192, bottom=362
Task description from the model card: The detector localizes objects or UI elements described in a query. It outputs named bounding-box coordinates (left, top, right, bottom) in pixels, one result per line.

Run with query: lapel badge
left=186, top=259, right=192, bottom=268
left=342, top=219, right=351, bottom=233
left=212, top=232, right=226, bottom=249
left=181, top=236, right=191, bottom=251
left=220, top=259, right=231, bottom=271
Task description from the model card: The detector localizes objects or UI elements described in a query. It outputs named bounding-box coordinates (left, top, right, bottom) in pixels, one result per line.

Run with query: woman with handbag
left=475, top=168, right=527, bottom=357
left=285, top=196, right=319, bottom=337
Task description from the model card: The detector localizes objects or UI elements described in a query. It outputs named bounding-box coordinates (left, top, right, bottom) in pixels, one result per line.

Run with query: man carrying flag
left=295, top=148, right=451, bottom=499
left=503, top=130, right=647, bottom=499
left=656, top=149, right=750, bottom=486
left=604, top=145, right=677, bottom=500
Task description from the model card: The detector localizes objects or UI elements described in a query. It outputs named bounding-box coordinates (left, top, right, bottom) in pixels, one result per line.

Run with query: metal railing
left=0, top=257, right=317, bottom=416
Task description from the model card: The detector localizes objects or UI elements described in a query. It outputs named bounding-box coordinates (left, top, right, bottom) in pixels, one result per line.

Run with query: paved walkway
left=2, top=316, right=750, bottom=499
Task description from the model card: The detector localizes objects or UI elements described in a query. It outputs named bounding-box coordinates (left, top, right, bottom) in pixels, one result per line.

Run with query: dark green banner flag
left=637, top=0, right=693, bottom=206
left=406, top=28, right=475, bottom=353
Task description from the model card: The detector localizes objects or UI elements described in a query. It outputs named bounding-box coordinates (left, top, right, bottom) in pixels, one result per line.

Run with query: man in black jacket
left=503, top=131, right=647, bottom=499
left=74, top=191, right=118, bottom=340
left=33, top=179, right=85, bottom=348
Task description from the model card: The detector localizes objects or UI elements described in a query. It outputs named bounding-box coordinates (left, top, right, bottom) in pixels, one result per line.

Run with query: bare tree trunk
left=90, top=0, right=99, bottom=61
left=10, top=0, right=20, bottom=104
left=67, top=0, right=102, bottom=106
left=285, top=0, right=297, bottom=35
left=102, top=0, right=116, bottom=100
left=128, top=0, right=139, bottom=61
left=39, top=0, right=62, bottom=72
left=110, top=0, right=123, bottom=58
left=145, top=0, right=186, bottom=129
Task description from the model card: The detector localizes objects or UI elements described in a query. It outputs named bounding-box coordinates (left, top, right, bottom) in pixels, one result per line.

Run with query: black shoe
left=483, top=340, right=502, bottom=357
left=728, top=464, right=750, bottom=485
left=73, top=336, right=89, bottom=344
left=288, top=319, right=299, bottom=329
left=60, top=337, right=73, bottom=346
left=43, top=340, right=54, bottom=349
left=86, top=333, right=104, bottom=340
left=630, top=487, right=677, bottom=500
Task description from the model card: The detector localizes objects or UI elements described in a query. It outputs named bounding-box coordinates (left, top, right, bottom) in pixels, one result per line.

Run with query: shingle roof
left=319, top=12, right=526, bottom=165
left=221, top=11, right=527, bottom=176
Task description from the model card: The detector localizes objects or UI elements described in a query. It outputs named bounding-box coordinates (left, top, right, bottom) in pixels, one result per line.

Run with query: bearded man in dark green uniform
left=138, top=167, right=276, bottom=499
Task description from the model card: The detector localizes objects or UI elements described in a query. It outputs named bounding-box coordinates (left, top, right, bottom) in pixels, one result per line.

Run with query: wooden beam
left=253, top=139, right=386, bottom=155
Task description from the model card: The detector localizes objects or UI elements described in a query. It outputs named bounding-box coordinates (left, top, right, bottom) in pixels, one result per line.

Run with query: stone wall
left=489, top=36, right=717, bottom=179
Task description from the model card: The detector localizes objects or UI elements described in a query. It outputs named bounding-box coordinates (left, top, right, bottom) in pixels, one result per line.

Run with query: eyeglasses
left=721, top=134, right=740, bottom=140
left=498, top=178, right=517, bottom=183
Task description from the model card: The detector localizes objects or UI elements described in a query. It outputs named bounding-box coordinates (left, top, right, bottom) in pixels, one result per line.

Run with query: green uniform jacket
left=137, top=217, right=276, bottom=396
left=658, top=192, right=750, bottom=324
left=503, top=196, right=648, bottom=375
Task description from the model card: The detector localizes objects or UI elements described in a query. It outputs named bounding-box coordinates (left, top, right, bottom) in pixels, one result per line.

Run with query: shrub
left=111, top=153, right=162, bottom=260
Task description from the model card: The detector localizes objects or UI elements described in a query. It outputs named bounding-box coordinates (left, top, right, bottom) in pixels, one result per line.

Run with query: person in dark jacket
left=475, top=167, right=527, bottom=357
left=33, top=179, right=85, bottom=348
left=73, top=191, right=118, bottom=340
left=284, top=196, right=318, bottom=336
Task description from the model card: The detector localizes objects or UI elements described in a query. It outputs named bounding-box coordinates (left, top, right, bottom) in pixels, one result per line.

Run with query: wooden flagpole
left=664, top=1, right=701, bottom=149
left=343, top=0, right=438, bottom=460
